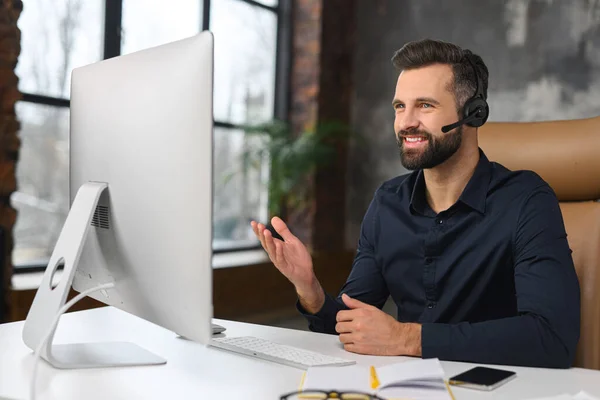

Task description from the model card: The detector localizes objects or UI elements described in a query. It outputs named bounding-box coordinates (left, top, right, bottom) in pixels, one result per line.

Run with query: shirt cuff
left=421, top=322, right=452, bottom=360
left=295, top=293, right=341, bottom=334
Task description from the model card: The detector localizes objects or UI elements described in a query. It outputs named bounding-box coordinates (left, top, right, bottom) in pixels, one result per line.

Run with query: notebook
left=299, top=358, right=454, bottom=400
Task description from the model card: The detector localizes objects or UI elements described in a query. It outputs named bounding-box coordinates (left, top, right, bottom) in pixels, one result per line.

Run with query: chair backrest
left=479, top=116, right=600, bottom=370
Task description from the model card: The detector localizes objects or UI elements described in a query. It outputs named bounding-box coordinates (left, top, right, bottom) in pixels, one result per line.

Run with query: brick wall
left=313, top=0, right=355, bottom=252
left=287, top=0, right=355, bottom=252
left=0, top=0, right=22, bottom=322
left=285, top=0, right=322, bottom=247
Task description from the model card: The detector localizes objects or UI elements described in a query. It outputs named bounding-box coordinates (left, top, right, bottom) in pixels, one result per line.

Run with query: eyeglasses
left=279, top=390, right=386, bottom=400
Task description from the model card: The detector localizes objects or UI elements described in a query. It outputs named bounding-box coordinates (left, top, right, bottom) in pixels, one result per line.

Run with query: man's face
left=392, top=64, right=463, bottom=170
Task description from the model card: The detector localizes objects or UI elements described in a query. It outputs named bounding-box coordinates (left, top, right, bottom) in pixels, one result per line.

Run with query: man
left=251, top=39, right=580, bottom=368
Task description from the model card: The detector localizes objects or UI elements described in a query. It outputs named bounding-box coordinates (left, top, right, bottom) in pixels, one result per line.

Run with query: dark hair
left=391, top=39, right=489, bottom=112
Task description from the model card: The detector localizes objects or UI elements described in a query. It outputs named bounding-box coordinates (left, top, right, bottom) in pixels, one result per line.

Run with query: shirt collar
left=409, top=148, right=491, bottom=215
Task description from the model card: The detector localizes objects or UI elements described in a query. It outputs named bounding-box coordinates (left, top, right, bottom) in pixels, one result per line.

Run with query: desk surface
left=0, top=307, right=599, bottom=400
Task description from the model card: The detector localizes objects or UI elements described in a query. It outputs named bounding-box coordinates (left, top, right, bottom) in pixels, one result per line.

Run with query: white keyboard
left=210, top=336, right=356, bottom=369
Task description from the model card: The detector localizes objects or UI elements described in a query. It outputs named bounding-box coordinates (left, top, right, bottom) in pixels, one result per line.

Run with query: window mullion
left=104, top=0, right=123, bottom=59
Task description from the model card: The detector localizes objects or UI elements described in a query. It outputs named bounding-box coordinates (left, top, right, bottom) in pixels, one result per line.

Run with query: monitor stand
left=21, top=182, right=166, bottom=369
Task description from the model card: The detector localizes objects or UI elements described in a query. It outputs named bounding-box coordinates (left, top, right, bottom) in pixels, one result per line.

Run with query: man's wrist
left=296, top=279, right=325, bottom=314
left=396, top=322, right=422, bottom=356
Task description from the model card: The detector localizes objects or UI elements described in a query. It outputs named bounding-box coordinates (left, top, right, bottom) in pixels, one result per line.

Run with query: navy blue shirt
left=298, top=149, right=580, bottom=368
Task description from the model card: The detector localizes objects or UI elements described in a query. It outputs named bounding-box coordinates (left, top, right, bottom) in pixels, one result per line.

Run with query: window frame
left=14, top=0, right=290, bottom=273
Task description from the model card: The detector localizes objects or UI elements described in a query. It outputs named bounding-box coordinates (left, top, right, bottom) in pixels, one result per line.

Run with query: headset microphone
left=440, top=51, right=489, bottom=134
left=441, top=111, right=483, bottom=133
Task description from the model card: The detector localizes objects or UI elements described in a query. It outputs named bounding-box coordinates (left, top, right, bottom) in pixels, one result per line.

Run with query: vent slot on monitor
left=91, top=205, right=110, bottom=229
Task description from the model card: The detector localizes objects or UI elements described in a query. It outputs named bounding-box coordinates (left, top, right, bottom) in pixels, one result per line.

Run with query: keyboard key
left=210, top=336, right=356, bottom=369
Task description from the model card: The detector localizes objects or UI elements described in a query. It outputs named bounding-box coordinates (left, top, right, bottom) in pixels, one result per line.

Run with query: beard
left=396, top=125, right=463, bottom=170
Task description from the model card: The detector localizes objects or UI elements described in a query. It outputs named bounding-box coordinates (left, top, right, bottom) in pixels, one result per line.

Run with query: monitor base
left=48, top=342, right=166, bottom=369
left=21, top=182, right=167, bottom=369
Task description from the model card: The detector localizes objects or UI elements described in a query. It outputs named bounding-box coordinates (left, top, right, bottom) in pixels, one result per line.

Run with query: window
left=13, top=0, right=289, bottom=271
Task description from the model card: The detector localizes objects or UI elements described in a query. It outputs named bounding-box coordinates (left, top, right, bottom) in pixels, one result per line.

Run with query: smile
left=403, top=136, right=428, bottom=142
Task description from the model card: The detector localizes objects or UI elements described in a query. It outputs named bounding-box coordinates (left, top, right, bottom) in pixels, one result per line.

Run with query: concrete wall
left=345, top=0, right=600, bottom=248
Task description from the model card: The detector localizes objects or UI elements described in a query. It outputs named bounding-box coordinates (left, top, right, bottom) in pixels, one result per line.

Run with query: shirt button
left=425, top=257, right=433, bottom=264
left=437, top=219, right=443, bottom=224
left=427, top=302, right=435, bottom=309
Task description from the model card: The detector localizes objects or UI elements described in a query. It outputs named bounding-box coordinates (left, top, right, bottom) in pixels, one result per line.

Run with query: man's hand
left=335, top=293, right=422, bottom=356
left=251, top=217, right=325, bottom=313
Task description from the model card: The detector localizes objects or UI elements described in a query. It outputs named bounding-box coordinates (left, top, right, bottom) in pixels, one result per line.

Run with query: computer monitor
left=22, top=31, right=214, bottom=369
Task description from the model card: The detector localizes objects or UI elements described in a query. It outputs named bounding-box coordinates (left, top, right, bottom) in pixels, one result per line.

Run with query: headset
left=441, top=51, right=490, bottom=133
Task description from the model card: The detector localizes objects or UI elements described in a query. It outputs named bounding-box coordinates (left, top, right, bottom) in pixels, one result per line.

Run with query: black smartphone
left=449, top=366, right=517, bottom=391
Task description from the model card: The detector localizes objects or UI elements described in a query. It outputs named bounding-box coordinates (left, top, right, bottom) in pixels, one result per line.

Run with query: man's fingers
left=250, top=220, right=259, bottom=237
left=338, top=333, right=353, bottom=344
left=343, top=343, right=366, bottom=354
left=257, top=223, right=268, bottom=249
left=256, top=222, right=264, bottom=241
left=263, top=229, right=277, bottom=261
left=336, top=310, right=356, bottom=322
left=271, top=217, right=297, bottom=243
left=335, top=322, right=353, bottom=334
left=274, top=239, right=284, bottom=266
left=341, top=293, right=372, bottom=310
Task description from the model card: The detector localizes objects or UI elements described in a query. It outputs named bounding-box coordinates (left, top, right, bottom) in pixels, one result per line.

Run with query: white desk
left=0, top=307, right=599, bottom=400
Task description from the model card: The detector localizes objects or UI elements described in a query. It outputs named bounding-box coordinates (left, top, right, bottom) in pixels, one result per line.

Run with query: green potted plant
left=225, top=119, right=355, bottom=221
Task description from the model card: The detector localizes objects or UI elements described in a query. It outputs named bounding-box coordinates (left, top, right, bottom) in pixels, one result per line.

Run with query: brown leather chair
left=479, top=116, right=600, bottom=370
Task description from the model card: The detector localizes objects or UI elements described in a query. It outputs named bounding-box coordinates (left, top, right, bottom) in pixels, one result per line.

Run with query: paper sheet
left=377, top=358, right=446, bottom=386
left=302, top=365, right=370, bottom=393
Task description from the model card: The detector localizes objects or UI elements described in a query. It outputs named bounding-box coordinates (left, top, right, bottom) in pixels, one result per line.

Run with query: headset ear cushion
left=463, top=97, right=489, bottom=127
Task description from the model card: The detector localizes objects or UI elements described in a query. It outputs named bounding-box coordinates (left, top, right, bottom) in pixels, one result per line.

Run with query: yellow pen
left=370, top=365, right=380, bottom=390
left=444, top=380, right=457, bottom=400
